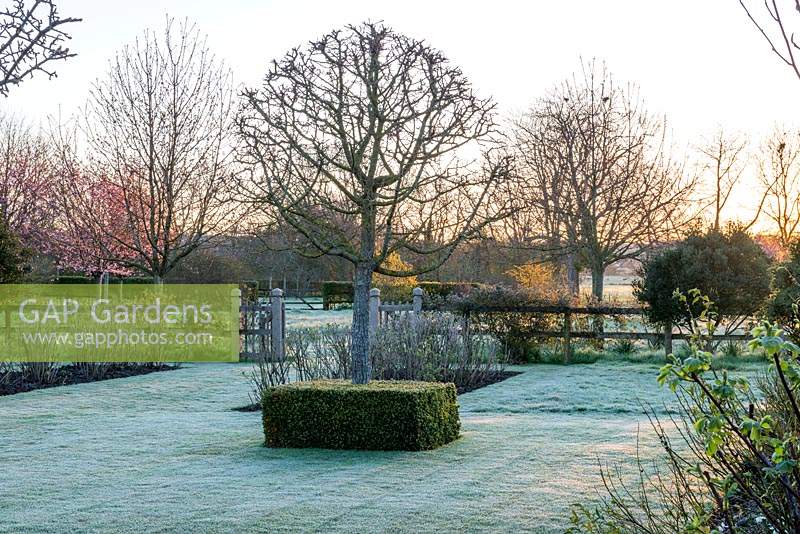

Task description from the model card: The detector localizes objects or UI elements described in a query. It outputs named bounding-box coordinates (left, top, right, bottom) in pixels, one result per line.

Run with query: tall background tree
left=237, top=22, right=515, bottom=384
left=0, top=217, right=27, bottom=281
left=507, top=95, right=581, bottom=296
left=63, top=18, right=237, bottom=282
left=696, top=129, right=748, bottom=232
left=511, top=62, right=696, bottom=301
left=0, top=114, right=58, bottom=257
left=755, top=127, right=800, bottom=248
left=0, top=0, right=80, bottom=96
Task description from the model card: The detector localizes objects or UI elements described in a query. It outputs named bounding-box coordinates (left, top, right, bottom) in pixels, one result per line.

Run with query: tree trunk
left=351, top=261, right=373, bottom=384
left=590, top=261, right=605, bottom=349
left=565, top=253, right=579, bottom=297
left=590, top=262, right=604, bottom=302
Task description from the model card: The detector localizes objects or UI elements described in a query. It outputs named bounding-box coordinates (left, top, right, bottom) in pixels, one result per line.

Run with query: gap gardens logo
left=0, top=284, right=240, bottom=362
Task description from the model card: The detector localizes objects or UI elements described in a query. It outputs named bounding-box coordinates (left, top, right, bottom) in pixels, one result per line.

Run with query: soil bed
left=0, top=363, right=178, bottom=396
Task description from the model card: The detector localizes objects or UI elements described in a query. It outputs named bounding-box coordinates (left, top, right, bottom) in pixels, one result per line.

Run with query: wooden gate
left=239, top=288, right=285, bottom=361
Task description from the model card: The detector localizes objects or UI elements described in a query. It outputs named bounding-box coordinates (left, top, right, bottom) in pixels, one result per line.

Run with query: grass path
left=0, top=360, right=756, bottom=533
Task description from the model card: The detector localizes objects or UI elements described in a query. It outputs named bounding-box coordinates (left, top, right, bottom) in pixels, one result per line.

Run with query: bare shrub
left=73, top=362, right=113, bottom=381
left=17, top=361, right=60, bottom=385
left=247, top=314, right=509, bottom=406
left=246, top=325, right=350, bottom=406
left=292, top=326, right=351, bottom=382
left=247, top=356, right=289, bottom=406
left=370, top=313, right=507, bottom=393
left=0, top=361, right=15, bottom=389
left=445, top=285, right=562, bottom=363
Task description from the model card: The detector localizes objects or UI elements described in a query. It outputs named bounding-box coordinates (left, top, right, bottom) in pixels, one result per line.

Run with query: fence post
left=270, top=288, right=284, bottom=362
left=563, top=310, right=572, bottom=363
left=369, top=288, right=381, bottom=336
left=99, top=271, right=109, bottom=301
left=412, top=287, right=423, bottom=315
left=231, top=287, right=242, bottom=361
left=663, top=320, right=673, bottom=358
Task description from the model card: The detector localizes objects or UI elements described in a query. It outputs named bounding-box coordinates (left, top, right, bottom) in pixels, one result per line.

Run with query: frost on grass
left=0, top=360, right=765, bottom=532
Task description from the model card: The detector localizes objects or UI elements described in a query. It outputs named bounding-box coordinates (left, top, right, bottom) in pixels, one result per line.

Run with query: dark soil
left=234, top=403, right=261, bottom=412
left=455, top=370, right=522, bottom=394
left=232, top=370, right=522, bottom=412
left=0, top=363, right=178, bottom=397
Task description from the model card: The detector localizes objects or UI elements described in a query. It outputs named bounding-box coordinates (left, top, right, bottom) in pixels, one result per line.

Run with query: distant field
left=579, top=275, right=637, bottom=302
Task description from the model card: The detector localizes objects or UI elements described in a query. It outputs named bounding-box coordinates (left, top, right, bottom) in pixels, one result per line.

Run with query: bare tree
left=697, top=129, right=748, bottom=231
left=0, top=0, right=80, bottom=95
left=64, top=18, right=236, bottom=282
left=756, top=127, right=800, bottom=247
left=237, top=22, right=515, bottom=384
left=740, top=0, right=800, bottom=81
left=512, top=62, right=696, bottom=302
left=0, top=114, right=57, bottom=252
left=508, top=105, right=582, bottom=296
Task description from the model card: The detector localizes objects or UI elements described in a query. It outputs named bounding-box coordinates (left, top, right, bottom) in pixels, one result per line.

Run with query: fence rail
left=438, top=305, right=646, bottom=315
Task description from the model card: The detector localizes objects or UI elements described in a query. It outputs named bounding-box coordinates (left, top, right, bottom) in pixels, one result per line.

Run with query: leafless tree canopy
left=755, top=127, right=800, bottom=247
left=510, top=63, right=696, bottom=300
left=0, top=114, right=55, bottom=248
left=68, top=18, right=236, bottom=281
left=238, top=22, right=512, bottom=273
left=696, top=129, right=748, bottom=232
left=237, top=21, right=515, bottom=383
left=0, top=0, right=80, bottom=96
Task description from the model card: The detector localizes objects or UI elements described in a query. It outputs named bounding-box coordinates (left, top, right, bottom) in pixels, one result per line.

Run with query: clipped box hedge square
left=261, top=380, right=460, bottom=451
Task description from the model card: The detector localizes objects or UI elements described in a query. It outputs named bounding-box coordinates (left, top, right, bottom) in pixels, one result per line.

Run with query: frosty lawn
left=0, top=360, right=762, bottom=532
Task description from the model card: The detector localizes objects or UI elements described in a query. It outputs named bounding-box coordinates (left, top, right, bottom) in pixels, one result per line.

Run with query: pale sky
left=4, top=0, right=798, bottom=224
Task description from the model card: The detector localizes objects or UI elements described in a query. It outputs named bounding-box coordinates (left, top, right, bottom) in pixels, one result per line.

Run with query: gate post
left=663, top=320, right=673, bottom=358
left=369, top=288, right=381, bottom=336
left=412, top=287, right=423, bottom=315
left=563, top=310, right=572, bottom=363
left=270, top=288, right=284, bottom=361
left=231, top=287, right=242, bottom=361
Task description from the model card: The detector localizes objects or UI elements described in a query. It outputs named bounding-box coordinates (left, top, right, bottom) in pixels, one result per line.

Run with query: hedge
left=262, top=380, right=460, bottom=450
left=115, top=276, right=153, bottom=285
left=321, top=281, right=355, bottom=309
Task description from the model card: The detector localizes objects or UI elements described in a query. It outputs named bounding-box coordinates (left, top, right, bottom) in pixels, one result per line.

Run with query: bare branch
left=0, top=0, right=81, bottom=96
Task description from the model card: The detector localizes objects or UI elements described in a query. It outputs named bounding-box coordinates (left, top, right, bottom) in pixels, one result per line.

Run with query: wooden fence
left=368, top=287, right=423, bottom=335
left=235, top=287, right=751, bottom=361
left=433, top=304, right=750, bottom=359
left=236, top=286, right=423, bottom=360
